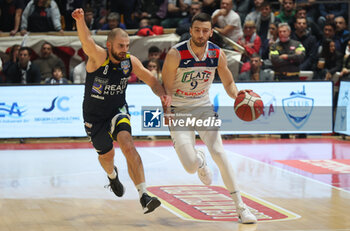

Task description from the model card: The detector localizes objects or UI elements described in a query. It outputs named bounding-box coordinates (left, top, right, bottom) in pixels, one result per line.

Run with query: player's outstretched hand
left=237, top=89, right=252, bottom=95
left=72, top=8, right=84, bottom=21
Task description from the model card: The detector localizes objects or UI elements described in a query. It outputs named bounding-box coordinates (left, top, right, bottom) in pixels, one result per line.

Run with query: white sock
left=136, top=182, right=147, bottom=198
left=108, top=169, right=117, bottom=179
left=230, top=191, right=244, bottom=208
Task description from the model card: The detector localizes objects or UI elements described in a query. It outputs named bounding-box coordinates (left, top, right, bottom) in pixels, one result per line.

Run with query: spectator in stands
left=245, top=0, right=264, bottom=23
left=142, top=46, right=164, bottom=69
left=20, top=0, right=63, bottom=35
left=255, top=1, right=277, bottom=45
left=6, top=46, right=41, bottom=84
left=83, top=7, right=101, bottom=30
left=317, top=2, right=348, bottom=30
left=291, top=17, right=317, bottom=71
left=291, top=6, right=322, bottom=41
left=201, top=0, right=220, bottom=16
left=270, top=22, right=305, bottom=81
left=238, top=53, right=273, bottom=81
left=0, top=0, right=25, bottom=36
left=260, top=22, right=278, bottom=60
left=33, top=42, right=66, bottom=81
left=2, top=44, right=20, bottom=81
left=212, top=0, right=243, bottom=43
left=56, top=0, right=83, bottom=31
left=176, top=1, right=202, bottom=41
left=146, top=58, right=162, bottom=83
left=161, top=0, right=191, bottom=28
left=139, top=0, right=168, bottom=26
left=73, top=50, right=87, bottom=83
left=237, top=20, right=261, bottom=63
left=45, top=65, right=69, bottom=84
left=319, top=21, right=342, bottom=54
left=100, top=12, right=126, bottom=30
left=294, top=0, right=316, bottom=22
left=339, top=40, right=350, bottom=80
left=275, top=0, right=295, bottom=24
left=107, top=0, right=141, bottom=29
left=313, top=39, right=343, bottom=80
left=334, top=16, right=350, bottom=54
left=233, top=0, right=252, bottom=23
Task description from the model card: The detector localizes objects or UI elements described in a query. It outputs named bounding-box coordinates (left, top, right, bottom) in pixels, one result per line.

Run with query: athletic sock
left=230, top=191, right=244, bottom=207
left=108, top=169, right=117, bottom=179
left=136, top=182, right=147, bottom=198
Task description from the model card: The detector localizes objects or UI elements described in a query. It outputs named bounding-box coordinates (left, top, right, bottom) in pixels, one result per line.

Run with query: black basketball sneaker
left=140, top=193, right=161, bottom=214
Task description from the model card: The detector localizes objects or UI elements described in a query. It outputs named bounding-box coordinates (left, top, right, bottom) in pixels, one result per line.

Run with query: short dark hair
left=148, top=46, right=161, bottom=54
left=52, top=65, right=63, bottom=73
left=19, top=47, right=31, bottom=55
left=191, top=12, right=213, bottom=28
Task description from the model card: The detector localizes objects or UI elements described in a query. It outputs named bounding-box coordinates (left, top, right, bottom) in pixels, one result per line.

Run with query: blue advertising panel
left=334, top=81, right=350, bottom=135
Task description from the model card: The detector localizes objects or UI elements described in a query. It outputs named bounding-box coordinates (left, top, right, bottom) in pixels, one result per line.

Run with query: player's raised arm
left=72, top=8, right=106, bottom=71
left=161, top=48, right=180, bottom=97
left=217, top=50, right=238, bottom=99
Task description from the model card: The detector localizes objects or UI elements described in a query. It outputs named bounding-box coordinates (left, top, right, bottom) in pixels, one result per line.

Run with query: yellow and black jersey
left=83, top=53, right=132, bottom=122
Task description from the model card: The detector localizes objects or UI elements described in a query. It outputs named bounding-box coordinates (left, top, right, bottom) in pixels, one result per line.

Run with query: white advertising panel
left=0, top=85, right=85, bottom=138
left=0, top=82, right=333, bottom=138
left=334, top=81, right=350, bottom=135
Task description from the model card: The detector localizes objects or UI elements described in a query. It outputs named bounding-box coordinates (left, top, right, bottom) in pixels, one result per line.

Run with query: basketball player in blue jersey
left=72, top=8, right=171, bottom=214
left=161, top=13, right=257, bottom=223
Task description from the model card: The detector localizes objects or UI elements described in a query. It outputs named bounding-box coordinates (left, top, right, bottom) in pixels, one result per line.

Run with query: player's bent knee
left=111, top=114, right=132, bottom=140
left=182, top=163, right=198, bottom=174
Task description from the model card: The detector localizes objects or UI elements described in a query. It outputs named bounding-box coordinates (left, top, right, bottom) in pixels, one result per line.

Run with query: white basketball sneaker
left=236, top=203, right=257, bottom=224
left=197, top=148, right=212, bottom=185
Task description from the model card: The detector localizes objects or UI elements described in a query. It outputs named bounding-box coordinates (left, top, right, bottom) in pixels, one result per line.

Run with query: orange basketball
left=234, top=91, right=264, bottom=122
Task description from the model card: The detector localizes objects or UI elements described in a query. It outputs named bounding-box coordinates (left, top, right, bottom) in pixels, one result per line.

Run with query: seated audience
left=45, top=66, right=69, bottom=84
left=33, top=42, right=66, bottom=81
left=100, top=12, right=126, bottom=30
left=291, top=17, right=317, bottom=71
left=6, top=46, right=41, bottom=84
left=334, top=16, right=350, bottom=54
left=146, top=58, right=162, bottom=83
left=313, top=39, right=343, bottom=80
left=237, top=20, right=261, bottom=63
left=2, top=44, right=20, bottom=82
left=238, top=53, right=273, bottom=81
left=142, top=46, right=163, bottom=69
left=212, top=0, right=243, bottom=43
left=161, top=0, right=191, bottom=28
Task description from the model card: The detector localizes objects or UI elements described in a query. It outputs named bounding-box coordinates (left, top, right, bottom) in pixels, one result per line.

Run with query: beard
left=111, top=50, right=126, bottom=61
left=191, top=38, right=207, bottom=47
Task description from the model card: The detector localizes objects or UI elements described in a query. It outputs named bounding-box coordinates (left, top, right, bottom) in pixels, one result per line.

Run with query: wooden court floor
left=0, top=137, right=349, bottom=231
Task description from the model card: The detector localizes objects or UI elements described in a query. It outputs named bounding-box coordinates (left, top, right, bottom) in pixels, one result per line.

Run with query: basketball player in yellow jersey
left=72, top=8, right=171, bottom=214
left=161, top=13, right=257, bottom=224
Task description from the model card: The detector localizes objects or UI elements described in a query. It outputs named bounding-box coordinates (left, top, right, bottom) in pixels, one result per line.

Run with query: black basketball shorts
left=84, top=114, right=132, bottom=155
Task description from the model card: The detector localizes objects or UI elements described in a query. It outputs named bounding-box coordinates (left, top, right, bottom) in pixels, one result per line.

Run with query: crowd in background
left=0, top=0, right=349, bottom=85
